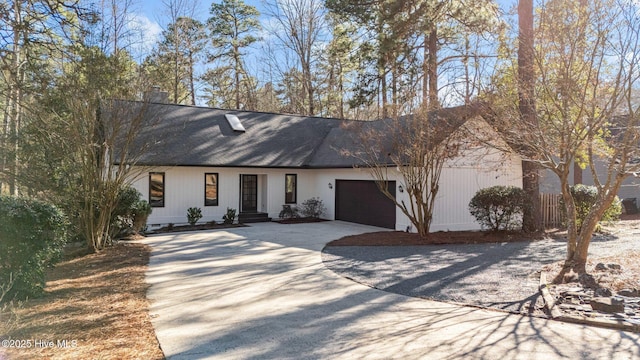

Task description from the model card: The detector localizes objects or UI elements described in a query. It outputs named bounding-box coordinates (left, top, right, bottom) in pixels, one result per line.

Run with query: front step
left=238, top=212, right=272, bottom=224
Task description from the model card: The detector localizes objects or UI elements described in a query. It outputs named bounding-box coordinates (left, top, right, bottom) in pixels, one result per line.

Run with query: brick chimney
left=147, top=86, right=169, bottom=103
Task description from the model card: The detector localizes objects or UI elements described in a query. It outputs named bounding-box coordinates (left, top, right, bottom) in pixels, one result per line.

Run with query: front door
left=241, top=175, right=258, bottom=212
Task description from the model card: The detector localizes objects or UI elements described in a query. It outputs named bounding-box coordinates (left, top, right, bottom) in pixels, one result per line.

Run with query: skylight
left=225, top=114, right=246, bottom=132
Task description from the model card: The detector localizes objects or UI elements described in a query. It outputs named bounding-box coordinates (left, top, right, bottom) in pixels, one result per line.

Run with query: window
left=285, top=174, right=297, bottom=204
left=205, top=173, right=219, bottom=206
left=149, top=172, right=165, bottom=207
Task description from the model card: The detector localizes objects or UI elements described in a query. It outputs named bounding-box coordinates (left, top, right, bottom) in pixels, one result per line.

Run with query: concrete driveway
left=143, top=222, right=640, bottom=359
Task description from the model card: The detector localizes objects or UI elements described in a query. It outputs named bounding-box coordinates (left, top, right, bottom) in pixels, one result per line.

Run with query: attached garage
left=335, top=180, right=396, bottom=229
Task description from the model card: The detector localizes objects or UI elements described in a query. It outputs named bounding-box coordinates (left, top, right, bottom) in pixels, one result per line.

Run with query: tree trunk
left=560, top=178, right=578, bottom=258
left=522, top=161, right=541, bottom=232
left=422, top=41, right=428, bottom=106
left=189, top=50, right=196, bottom=106
left=556, top=177, right=622, bottom=282
left=6, top=85, right=20, bottom=196
left=518, top=0, right=540, bottom=232
left=572, top=187, right=620, bottom=271
left=0, top=93, right=9, bottom=193
left=338, top=65, right=345, bottom=119
left=380, top=62, right=388, bottom=118
left=464, top=35, right=471, bottom=105
left=573, top=161, right=583, bottom=185
left=306, top=64, right=314, bottom=116
left=235, top=48, right=241, bottom=109
left=7, top=0, right=24, bottom=196
left=173, top=55, right=179, bottom=103
left=391, top=61, right=398, bottom=118
left=427, top=27, right=438, bottom=110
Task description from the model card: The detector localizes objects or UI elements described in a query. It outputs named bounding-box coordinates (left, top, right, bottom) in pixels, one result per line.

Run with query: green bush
left=279, top=204, right=299, bottom=219
left=299, top=197, right=326, bottom=218
left=223, top=208, right=236, bottom=224
left=187, top=207, right=203, bottom=225
left=469, top=186, right=530, bottom=231
left=0, top=196, right=68, bottom=303
left=111, top=186, right=152, bottom=237
left=565, top=184, right=621, bottom=229
left=131, top=199, right=152, bottom=233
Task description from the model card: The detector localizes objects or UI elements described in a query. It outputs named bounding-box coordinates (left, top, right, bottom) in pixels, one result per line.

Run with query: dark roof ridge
left=300, top=118, right=349, bottom=167
left=115, top=98, right=372, bottom=123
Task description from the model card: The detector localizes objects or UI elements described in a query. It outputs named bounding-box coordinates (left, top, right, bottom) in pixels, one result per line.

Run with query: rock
left=595, top=263, right=607, bottom=271
left=578, top=273, right=598, bottom=289
left=618, top=288, right=640, bottom=297
left=562, top=291, right=590, bottom=298
left=563, top=272, right=579, bottom=283
left=626, top=318, right=640, bottom=325
left=595, top=287, right=612, bottom=297
left=559, top=304, right=592, bottom=312
left=569, top=298, right=583, bottom=305
left=590, top=297, right=625, bottom=313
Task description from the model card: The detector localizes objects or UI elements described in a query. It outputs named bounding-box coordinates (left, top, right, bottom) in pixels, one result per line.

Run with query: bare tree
left=263, top=0, right=326, bottom=116
left=93, top=0, right=142, bottom=56
left=21, top=84, right=160, bottom=251
left=492, top=0, right=640, bottom=278
left=345, top=104, right=494, bottom=237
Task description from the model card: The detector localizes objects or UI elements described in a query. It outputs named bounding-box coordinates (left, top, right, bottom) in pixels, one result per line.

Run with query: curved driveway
left=143, top=222, right=640, bottom=359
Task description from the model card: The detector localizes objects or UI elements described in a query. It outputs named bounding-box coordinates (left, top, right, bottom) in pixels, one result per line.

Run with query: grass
left=0, top=242, right=164, bottom=360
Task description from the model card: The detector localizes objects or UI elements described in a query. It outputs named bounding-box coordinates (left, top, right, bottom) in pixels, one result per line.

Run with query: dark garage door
left=335, top=180, right=396, bottom=229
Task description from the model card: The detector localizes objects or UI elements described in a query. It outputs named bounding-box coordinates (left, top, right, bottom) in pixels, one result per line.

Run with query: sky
left=131, top=0, right=266, bottom=64
left=131, top=0, right=519, bottom=105
left=135, top=0, right=260, bottom=48
left=133, top=0, right=519, bottom=57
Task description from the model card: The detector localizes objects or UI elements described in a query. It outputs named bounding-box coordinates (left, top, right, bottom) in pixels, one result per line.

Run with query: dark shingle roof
left=127, top=102, right=346, bottom=167
left=121, top=101, right=485, bottom=168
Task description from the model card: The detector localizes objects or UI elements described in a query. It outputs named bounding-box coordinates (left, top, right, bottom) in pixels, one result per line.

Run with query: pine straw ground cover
left=0, top=242, right=164, bottom=360
left=543, top=218, right=640, bottom=292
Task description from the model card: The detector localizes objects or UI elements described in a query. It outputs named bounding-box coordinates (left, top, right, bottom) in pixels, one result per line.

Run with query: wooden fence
left=540, top=193, right=563, bottom=228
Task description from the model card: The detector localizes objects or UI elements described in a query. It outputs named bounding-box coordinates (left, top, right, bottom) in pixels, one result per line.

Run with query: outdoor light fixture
left=398, top=185, right=404, bottom=193
left=328, top=183, right=333, bottom=189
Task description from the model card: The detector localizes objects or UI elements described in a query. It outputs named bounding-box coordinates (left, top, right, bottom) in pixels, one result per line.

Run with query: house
left=123, top=101, right=523, bottom=232
left=540, top=165, right=640, bottom=196
left=539, top=115, right=640, bottom=211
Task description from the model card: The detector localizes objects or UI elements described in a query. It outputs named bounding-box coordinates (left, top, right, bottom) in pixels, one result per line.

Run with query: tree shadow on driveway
left=143, top=223, right=639, bottom=359
left=322, top=239, right=570, bottom=314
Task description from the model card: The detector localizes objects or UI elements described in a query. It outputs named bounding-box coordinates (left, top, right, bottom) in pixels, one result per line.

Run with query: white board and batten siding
left=129, top=151, right=522, bottom=232
left=315, top=156, right=522, bottom=232
left=431, top=158, right=522, bottom=232
left=129, top=167, right=318, bottom=226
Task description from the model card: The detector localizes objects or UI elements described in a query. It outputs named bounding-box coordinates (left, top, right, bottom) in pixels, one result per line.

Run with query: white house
left=123, top=101, right=522, bottom=232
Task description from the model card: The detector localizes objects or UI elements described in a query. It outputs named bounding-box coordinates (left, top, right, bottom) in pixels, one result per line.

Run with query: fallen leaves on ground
left=0, top=242, right=164, bottom=360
